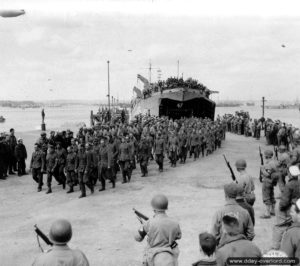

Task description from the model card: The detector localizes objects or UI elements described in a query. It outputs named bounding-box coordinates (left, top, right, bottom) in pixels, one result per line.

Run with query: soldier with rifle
left=134, top=194, right=182, bottom=266
left=235, top=159, right=255, bottom=206
left=32, top=219, right=89, bottom=266
left=259, top=150, right=280, bottom=219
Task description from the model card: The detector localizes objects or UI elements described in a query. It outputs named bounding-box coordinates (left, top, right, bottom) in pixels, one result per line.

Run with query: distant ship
left=131, top=75, right=218, bottom=120
left=246, top=102, right=255, bottom=106
left=216, top=102, right=242, bottom=107
left=0, top=116, right=5, bottom=123
left=265, top=103, right=300, bottom=109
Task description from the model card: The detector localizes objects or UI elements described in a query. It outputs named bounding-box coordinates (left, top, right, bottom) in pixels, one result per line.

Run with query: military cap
left=264, top=150, right=273, bottom=157
left=17, top=138, right=22, bottom=142
left=199, top=232, right=217, bottom=250
left=224, top=183, right=239, bottom=198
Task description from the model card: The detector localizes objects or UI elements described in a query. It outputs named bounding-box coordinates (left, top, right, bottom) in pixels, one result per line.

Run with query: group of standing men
left=29, top=115, right=226, bottom=198
left=0, top=128, right=27, bottom=179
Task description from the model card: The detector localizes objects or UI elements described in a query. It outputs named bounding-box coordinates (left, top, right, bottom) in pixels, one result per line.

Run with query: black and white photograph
left=1, top=0, right=300, bottom=265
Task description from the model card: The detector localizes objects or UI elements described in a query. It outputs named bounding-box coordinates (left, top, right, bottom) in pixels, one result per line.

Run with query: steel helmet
left=151, top=194, right=168, bottom=211
left=235, top=159, right=247, bottom=169
left=278, top=145, right=286, bottom=152
left=49, top=219, right=72, bottom=244
left=264, top=150, right=273, bottom=158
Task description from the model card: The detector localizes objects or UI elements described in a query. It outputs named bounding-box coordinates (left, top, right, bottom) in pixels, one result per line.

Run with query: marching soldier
left=15, top=138, right=27, bottom=176
left=154, top=132, right=165, bottom=172
left=30, top=143, right=45, bottom=192
left=189, top=129, right=199, bottom=160
left=107, top=135, right=119, bottom=182
left=178, top=129, right=188, bottom=164
left=168, top=131, right=179, bottom=167
left=134, top=194, right=182, bottom=266
left=37, top=131, right=49, bottom=156
left=137, top=135, right=151, bottom=177
left=84, top=143, right=95, bottom=194
left=118, top=136, right=132, bottom=183
left=56, top=143, right=67, bottom=189
left=98, top=136, right=114, bottom=191
left=76, top=144, right=87, bottom=198
left=65, top=146, right=77, bottom=194
left=45, top=144, right=57, bottom=194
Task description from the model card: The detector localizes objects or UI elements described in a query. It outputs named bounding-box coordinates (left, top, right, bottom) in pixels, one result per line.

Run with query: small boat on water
left=0, top=116, right=6, bottom=122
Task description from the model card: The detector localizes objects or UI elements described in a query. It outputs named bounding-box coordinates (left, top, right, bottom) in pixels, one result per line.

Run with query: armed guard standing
left=235, top=159, right=256, bottom=206
left=260, top=150, right=280, bottom=218
left=30, top=143, right=45, bottom=192
left=98, top=136, right=114, bottom=191
left=137, top=135, right=151, bottom=177
left=45, top=144, right=57, bottom=194
left=134, top=194, right=182, bottom=266
left=154, top=132, right=165, bottom=172
left=65, top=146, right=77, bottom=194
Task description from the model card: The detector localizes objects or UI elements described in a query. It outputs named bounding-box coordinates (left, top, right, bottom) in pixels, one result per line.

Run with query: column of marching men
left=28, top=115, right=226, bottom=198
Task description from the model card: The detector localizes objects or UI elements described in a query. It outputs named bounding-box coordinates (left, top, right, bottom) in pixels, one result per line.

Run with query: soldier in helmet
left=134, top=194, right=182, bottom=266
left=235, top=159, right=255, bottom=206
left=260, top=150, right=280, bottom=218
left=32, top=219, right=89, bottom=266
left=277, top=145, right=290, bottom=195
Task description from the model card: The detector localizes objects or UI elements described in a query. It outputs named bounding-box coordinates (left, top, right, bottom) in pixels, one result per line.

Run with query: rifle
left=223, top=155, right=237, bottom=183
left=133, top=208, right=149, bottom=223
left=274, top=146, right=278, bottom=160
left=259, top=146, right=264, bottom=182
left=34, top=224, right=53, bottom=252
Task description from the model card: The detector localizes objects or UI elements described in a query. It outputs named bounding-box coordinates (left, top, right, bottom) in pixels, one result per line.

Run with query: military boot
left=99, top=180, right=106, bottom=191
left=79, top=184, right=86, bottom=198
left=46, top=187, right=52, bottom=194
left=66, top=186, right=74, bottom=194
left=260, top=205, right=271, bottom=219
left=112, top=180, right=115, bottom=188
left=271, top=204, right=275, bottom=216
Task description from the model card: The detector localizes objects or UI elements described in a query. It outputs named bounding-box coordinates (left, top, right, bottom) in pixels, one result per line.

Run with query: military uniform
left=216, top=234, right=261, bottom=266
left=45, top=150, right=57, bottom=192
left=280, top=222, right=300, bottom=262
left=138, top=139, right=151, bottom=176
left=141, top=213, right=182, bottom=266
left=154, top=136, right=165, bottom=172
left=189, top=132, right=199, bottom=159
left=65, top=152, right=77, bottom=191
left=211, top=199, right=255, bottom=245
left=30, top=150, right=45, bottom=191
left=168, top=134, right=179, bottom=167
left=272, top=178, right=300, bottom=249
left=98, top=143, right=113, bottom=189
left=56, top=147, right=67, bottom=188
left=237, top=171, right=256, bottom=206
left=75, top=150, right=87, bottom=197
left=32, top=245, right=89, bottom=266
left=84, top=149, right=95, bottom=193
left=8, top=134, right=17, bottom=173
left=14, top=142, right=27, bottom=176
left=118, top=142, right=132, bottom=182
left=178, top=131, right=188, bottom=163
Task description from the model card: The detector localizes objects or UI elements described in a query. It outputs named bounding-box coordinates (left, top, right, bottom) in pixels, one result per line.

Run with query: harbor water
left=0, top=105, right=299, bottom=133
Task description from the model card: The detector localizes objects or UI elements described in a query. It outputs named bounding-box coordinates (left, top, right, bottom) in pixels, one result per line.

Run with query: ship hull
left=131, top=89, right=215, bottom=120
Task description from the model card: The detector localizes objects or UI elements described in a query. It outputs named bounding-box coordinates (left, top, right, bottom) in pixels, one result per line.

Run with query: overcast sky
left=1, top=0, right=300, bottom=101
